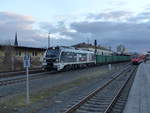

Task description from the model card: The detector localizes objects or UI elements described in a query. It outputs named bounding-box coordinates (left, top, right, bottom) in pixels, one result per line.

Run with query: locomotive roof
left=50, top=46, right=94, bottom=54
left=62, top=48, right=94, bottom=54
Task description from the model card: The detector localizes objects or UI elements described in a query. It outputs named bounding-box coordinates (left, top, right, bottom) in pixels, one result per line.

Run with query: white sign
left=108, top=64, right=112, bottom=71
left=23, top=55, right=31, bottom=68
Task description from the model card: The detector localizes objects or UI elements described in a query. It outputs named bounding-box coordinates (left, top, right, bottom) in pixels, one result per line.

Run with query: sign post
left=108, top=64, right=112, bottom=71
left=23, top=54, right=30, bottom=104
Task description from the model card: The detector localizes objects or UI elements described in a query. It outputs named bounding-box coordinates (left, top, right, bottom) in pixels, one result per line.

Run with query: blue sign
left=23, top=55, right=30, bottom=68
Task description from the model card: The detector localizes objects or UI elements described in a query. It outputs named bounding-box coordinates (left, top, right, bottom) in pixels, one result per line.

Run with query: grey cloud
left=38, top=11, right=150, bottom=52
left=0, top=12, right=34, bottom=31
left=128, top=12, right=150, bottom=22
left=69, top=21, right=150, bottom=51
left=1, top=11, right=150, bottom=52
left=0, top=12, right=52, bottom=47
left=0, top=12, right=77, bottom=48
left=39, top=11, right=150, bottom=52
left=39, top=22, right=57, bottom=33
left=87, top=11, right=132, bottom=20
left=39, top=21, right=68, bottom=33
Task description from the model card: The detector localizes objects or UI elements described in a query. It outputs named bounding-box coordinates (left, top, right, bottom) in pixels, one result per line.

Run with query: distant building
left=73, top=43, right=113, bottom=55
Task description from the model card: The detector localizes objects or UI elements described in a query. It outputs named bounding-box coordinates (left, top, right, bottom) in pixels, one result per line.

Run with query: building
left=73, top=43, right=113, bottom=55
left=0, top=45, right=46, bottom=57
left=0, top=32, right=47, bottom=72
left=0, top=45, right=46, bottom=72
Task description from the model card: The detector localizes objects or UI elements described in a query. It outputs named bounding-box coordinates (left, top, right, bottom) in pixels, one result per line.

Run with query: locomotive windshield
left=46, top=49, right=60, bottom=58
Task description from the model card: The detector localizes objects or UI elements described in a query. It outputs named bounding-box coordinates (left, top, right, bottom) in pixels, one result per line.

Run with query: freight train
left=42, top=46, right=130, bottom=71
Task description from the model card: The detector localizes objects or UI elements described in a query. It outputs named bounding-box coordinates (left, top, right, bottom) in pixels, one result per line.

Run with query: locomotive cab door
left=87, top=53, right=90, bottom=62
left=77, top=54, right=80, bottom=62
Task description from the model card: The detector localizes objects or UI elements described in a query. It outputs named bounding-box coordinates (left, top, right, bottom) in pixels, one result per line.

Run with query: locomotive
left=42, top=46, right=96, bottom=71
left=131, top=55, right=144, bottom=65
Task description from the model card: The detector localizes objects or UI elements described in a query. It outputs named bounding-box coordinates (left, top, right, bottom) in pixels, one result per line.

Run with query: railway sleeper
left=77, top=107, right=103, bottom=112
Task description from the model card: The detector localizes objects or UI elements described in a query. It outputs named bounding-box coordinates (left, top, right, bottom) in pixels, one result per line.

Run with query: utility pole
left=48, top=32, right=50, bottom=49
left=94, top=40, right=97, bottom=54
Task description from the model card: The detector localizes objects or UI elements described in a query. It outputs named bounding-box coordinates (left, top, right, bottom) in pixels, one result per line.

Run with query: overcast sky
left=0, top=0, right=150, bottom=52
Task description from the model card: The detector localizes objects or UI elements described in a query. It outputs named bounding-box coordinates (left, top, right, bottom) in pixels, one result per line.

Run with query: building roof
left=0, top=45, right=46, bottom=51
left=72, top=42, right=110, bottom=51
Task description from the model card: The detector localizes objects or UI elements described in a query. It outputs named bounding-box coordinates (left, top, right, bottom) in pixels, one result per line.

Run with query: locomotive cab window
left=61, top=51, right=76, bottom=62
left=46, top=49, right=60, bottom=58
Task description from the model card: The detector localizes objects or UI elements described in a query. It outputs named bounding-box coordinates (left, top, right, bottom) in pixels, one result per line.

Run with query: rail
left=64, top=65, right=133, bottom=113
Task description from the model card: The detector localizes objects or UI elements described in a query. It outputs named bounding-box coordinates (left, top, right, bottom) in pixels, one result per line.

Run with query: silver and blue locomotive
left=42, top=46, right=96, bottom=71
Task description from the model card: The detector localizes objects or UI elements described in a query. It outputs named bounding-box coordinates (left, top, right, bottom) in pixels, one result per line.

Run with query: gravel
left=0, top=62, right=129, bottom=113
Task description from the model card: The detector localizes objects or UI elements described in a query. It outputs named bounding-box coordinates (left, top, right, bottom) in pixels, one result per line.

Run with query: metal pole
left=26, top=67, right=30, bottom=104
left=94, top=40, right=97, bottom=55
left=11, top=56, right=14, bottom=71
left=108, top=64, right=112, bottom=71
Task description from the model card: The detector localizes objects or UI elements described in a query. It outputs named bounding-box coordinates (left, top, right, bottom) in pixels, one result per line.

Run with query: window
left=78, top=53, right=87, bottom=61
left=35, top=51, right=37, bottom=56
left=16, top=51, right=21, bottom=56
left=46, top=49, right=59, bottom=57
left=32, top=51, right=34, bottom=56
left=61, top=52, right=77, bottom=62
left=32, top=51, right=37, bottom=56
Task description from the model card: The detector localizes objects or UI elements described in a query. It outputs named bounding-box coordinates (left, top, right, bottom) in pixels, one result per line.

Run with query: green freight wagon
left=96, top=55, right=106, bottom=64
left=96, top=55, right=130, bottom=64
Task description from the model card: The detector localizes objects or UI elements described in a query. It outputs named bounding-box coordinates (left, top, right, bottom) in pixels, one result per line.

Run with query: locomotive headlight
left=56, top=59, right=59, bottom=62
left=42, top=62, right=47, bottom=66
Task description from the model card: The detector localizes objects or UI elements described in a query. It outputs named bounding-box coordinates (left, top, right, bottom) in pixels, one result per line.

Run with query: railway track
left=0, top=71, right=57, bottom=86
left=0, top=62, right=130, bottom=79
left=0, top=68, right=44, bottom=78
left=0, top=63, right=131, bottom=87
left=62, top=65, right=136, bottom=113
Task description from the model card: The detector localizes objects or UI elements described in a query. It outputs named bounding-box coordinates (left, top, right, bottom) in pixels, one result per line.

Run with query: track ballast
left=63, top=65, right=137, bottom=113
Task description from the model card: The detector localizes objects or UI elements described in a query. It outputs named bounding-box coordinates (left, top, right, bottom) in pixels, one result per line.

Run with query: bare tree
left=1, top=39, right=16, bottom=71
left=116, top=44, right=125, bottom=54
left=2, top=45, right=15, bottom=71
left=108, top=46, right=112, bottom=51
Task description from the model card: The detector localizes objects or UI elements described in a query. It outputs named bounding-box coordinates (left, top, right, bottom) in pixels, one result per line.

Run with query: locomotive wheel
left=63, top=65, right=71, bottom=71
left=74, top=64, right=78, bottom=70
